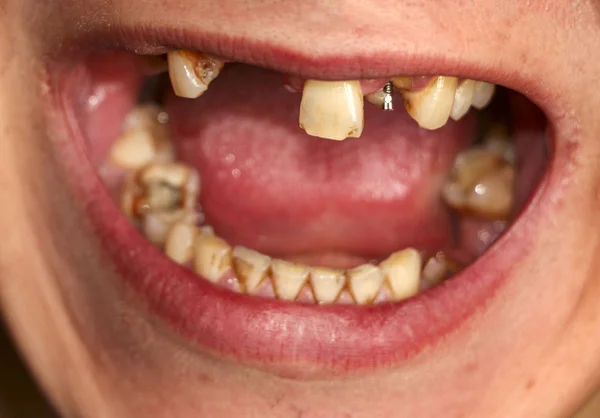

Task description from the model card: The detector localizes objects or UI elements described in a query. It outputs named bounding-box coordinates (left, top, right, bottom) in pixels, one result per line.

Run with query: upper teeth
left=167, top=50, right=225, bottom=99
left=165, top=50, right=497, bottom=138
left=299, top=80, right=364, bottom=141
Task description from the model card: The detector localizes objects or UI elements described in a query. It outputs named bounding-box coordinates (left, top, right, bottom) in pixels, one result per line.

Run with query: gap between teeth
left=110, top=102, right=517, bottom=305
left=163, top=50, right=498, bottom=140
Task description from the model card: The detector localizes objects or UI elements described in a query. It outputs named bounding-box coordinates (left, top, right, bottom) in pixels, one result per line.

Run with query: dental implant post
left=383, top=82, right=393, bottom=111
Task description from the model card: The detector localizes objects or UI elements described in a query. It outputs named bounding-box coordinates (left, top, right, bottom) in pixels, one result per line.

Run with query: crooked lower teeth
left=163, top=50, right=498, bottom=140
left=104, top=103, right=519, bottom=305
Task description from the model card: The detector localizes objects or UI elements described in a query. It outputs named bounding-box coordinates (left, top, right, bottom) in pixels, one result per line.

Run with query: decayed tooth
left=347, top=264, right=384, bottom=305
left=141, top=55, right=168, bottom=75
left=137, top=162, right=200, bottom=214
left=401, top=76, right=458, bottom=130
left=466, top=165, right=515, bottom=220
left=165, top=221, right=198, bottom=265
left=471, top=81, right=496, bottom=109
left=194, top=232, right=232, bottom=282
left=450, top=79, right=476, bottom=121
left=309, top=267, right=346, bottom=304
left=232, top=247, right=271, bottom=294
left=299, top=80, right=364, bottom=141
left=109, top=105, right=174, bottom=170
left=271, top=260, right=310, bottom=301
left=167, top=50, right=224, bottom=99
left=380, top=249, right=421, bottom=301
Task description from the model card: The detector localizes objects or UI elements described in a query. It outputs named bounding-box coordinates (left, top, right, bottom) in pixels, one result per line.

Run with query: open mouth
left=48, top=41, right=551, bottom=376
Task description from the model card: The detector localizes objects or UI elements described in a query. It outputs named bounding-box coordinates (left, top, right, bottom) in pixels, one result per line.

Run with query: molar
left=299, top=80, right=364, bottom=141
left=168, top=50, right=225, bottom=99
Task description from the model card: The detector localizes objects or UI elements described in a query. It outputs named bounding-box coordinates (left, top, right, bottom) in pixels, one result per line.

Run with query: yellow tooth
left=167, top=50, right=224, bottom=99
left=142, top=210, right=198, bottom=246
left=380, top=249, right=421, bottom=301
left=194, top=232, right=232, bottom=282
left=271, top=260, right=310, bottom=301
left=391, top=76, right=413, bottom=90
left=401, top=76, right=458, bottom=130
left=165, top=221, right=198, bottom=265
left=471, top=81, right=496, bottom=109
left=347, top=264, right=384, bottom=305
left=466, top=164, right=515, bottom=220
left=299, top=80, right=364, bottom=141
left=232, top=247, right=271, bottom=294
left=109, top=105, right=174, bottom=170
left=309, top=267, right=346, bottom=304
left=365, top=90, right=386, bottom=108
left=450, top=79, right=476, bottom=121
left=139, top=162, right=200, bottom=212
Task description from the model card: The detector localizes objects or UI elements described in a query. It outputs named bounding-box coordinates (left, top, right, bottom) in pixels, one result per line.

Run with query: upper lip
left=50, top=19, right=571, bottom=378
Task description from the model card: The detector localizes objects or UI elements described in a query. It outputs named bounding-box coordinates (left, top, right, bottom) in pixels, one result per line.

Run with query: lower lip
left=50, top=57, right=555, bottom=379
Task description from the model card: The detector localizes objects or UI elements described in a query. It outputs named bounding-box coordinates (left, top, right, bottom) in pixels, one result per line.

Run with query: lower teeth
left=101, top=81, right=520, bottom=305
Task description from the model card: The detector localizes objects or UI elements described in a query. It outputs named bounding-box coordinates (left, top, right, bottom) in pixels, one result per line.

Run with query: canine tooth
left=347, top=264, right=384, bottom=305
left=401, top=76, right=458, bottom=130
left=110, top=106, right=174, bottom=170
left=450, top=79, right=476, bottom=121
left=194, top=233, right=232, bottom=282
left=232, top=247, right=271, bottom=294
left=309, top=267, right=346, bottom=304
left=380, top=249, right=421, bottom=301
left=299, top=80, right=364, bottom=141
left=271, top=260, right=310, bottom=301
left=167, top=50, right=224, bottom=99
left=165, top=221, right=198, bottom=265
left=471, top=81, right=496, bottom=109
left=466, top=164, right=515, bottom=220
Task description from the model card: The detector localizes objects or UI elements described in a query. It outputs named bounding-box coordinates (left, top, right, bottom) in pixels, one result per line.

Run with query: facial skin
left=1, top=0, right=600, bottom=417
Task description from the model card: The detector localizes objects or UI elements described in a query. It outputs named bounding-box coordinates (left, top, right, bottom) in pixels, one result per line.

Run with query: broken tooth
left=347, top=264, right=384, bottom=305
left=165, top=221, right=198, bottom=265
left=232, top=247, right=271, bottom=294
left=309, top=267, right=346, bottom=304
left=471, top=81, right=496, bottom=110
left=167, top=50, right=224, bottom=99
left=299, top=80, right=364, bottom=141
left=422, top=252, right=460, bottom=289
left=401, top=76, right=458, bottom=130
left=109, top=105, right=174, bottom=170
left=271, top=260, right=310, bottom=301
left=380, top=249, right=421, bottom=301
left=365, top=89, right=387, bottom=108
left=450, top=79, right=476, bottom=121
left=194, top=232, right=232, bottom=283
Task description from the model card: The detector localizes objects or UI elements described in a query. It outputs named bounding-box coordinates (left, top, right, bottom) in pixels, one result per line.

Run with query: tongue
left=167, top=65, right=474, bottom=260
